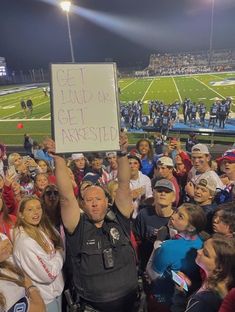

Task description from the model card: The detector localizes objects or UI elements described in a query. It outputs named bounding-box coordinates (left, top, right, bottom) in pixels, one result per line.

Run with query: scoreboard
left=0, top=57, right=6, bottom=76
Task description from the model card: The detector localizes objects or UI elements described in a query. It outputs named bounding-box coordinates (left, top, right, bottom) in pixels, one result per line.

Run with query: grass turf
left=0, top=71, right=235, bottom=145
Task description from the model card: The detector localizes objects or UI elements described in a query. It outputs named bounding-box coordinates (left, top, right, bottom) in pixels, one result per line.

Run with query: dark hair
left=136, top=139, right=153, bottom=161
left=41, top=184, right=61, bottom=227
left=207, top=235, right=235, bottom=291
left=180, top=203, right=207, bottom=233
left=127, top=155, right=142, bottom=169
left=214, top=202, right=235, bottom=235
left=36, top=159, right=53, bottom=175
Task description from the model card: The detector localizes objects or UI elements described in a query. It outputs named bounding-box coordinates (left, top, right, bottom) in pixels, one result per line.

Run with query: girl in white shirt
left=13, top=195, right=64, bottom=312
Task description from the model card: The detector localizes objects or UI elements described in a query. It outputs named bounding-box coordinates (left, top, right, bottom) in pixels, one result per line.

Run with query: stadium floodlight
left=60, top=1, right=71, bottom=12
left=60, top=1, right=75, bottom=62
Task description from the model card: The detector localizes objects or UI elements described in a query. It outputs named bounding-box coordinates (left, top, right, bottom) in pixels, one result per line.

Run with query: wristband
left=117, top=151, right=128, bottom=157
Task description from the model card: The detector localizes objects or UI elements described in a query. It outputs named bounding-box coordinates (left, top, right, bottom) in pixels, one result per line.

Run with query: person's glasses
left=45, top=190, right=59, bottom=196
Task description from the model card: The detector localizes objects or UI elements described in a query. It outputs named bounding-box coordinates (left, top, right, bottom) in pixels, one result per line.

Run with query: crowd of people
left=148, top=50, right=235, bottom=76
left=0, top=133, right=235, bottom=312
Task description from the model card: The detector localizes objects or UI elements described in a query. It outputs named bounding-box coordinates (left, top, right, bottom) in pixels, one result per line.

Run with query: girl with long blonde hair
left=13, top=195, right=64, bottom=312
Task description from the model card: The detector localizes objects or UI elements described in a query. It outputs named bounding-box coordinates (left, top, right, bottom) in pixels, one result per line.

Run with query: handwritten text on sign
left=51, top=64, right=120, bottom=153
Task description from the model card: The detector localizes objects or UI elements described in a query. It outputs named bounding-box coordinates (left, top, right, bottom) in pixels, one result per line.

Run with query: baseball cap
left=217, top=149, right=235, bottom=165
left=153, top=179, right=175, bottom=192
left=71, top=153, right=84, bottom=160
left=106, top=152, right=117, bottom=158
left=157, top=156, right=174, bottom=167
left=83, top=173, right=100, bottom=184
left=191, top=144, right=209, bottom=155
left=196, top=174, right=217, bottom=193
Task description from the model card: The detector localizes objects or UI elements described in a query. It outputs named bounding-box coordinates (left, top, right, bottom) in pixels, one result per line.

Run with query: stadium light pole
left=209, top=0, right=215, bottom=65
left=60, top=1, right=75, bottom=63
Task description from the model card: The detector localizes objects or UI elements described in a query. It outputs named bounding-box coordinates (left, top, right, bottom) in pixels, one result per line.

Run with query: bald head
left=82, top=185, right=109, bottom=227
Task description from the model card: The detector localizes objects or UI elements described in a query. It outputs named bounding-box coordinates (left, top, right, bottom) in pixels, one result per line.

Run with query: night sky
left=1, top=0, right=235, bottom=71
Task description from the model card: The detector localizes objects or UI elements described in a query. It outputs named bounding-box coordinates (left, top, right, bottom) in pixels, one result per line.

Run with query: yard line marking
left=171, top=76, right=182, bottom=102
left=0, top=118, right=51, bottom=122
left=141, top=78, right=155, bottom=101
left=2, top=100, right=49, bottom=119
left=121, top=79, right=138, bottom=91
left=40, top=113, right=51, bottom=119
left=192, top=76, right=226, bottom=100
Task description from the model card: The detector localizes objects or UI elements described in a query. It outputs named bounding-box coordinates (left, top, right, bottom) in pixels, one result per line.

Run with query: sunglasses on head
left=155, top=187, right=172, bottom=193
left=45, top=190, right=59, bottom=196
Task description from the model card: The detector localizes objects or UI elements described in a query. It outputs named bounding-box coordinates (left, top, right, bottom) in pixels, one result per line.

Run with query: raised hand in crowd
left=131, top=187, right=145, bottom=200
left=4, top=170, right=16, bottom=187
left=185, top=181, right=195, bottom=198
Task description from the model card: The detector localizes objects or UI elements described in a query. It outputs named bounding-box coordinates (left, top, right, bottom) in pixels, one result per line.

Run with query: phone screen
left=171, top=270, right=188, bottom=291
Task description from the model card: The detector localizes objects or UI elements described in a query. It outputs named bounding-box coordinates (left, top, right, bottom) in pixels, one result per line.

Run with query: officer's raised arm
left=45, top=138, right=80, bottom=233
left=115, top=132, right=133, bottom=218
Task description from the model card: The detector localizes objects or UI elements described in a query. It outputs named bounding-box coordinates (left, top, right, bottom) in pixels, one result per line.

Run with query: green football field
left=0, top=72, right=235, bottom=145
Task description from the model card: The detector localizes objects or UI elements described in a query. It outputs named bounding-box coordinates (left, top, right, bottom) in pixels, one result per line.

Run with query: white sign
left=50, top=63, right=120, bottom=153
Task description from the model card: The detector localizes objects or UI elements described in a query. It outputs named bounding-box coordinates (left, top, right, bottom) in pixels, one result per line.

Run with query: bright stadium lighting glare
left=37, top=0, right=186, bottom=49
left=72, top=6, right=176, bottom=49
left=60, top=1, right=71, bottom=13
left=37, top=0, right=175, bottom=49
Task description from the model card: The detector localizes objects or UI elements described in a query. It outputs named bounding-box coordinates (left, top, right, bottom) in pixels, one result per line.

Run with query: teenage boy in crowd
left=134, top=179, right=176, bottom=273
left=128, top=154, right=153, bottom=219
left=105, top=152, right=118, bottom=180
left=154, top=156, right=180, bottom=207
left=185, top=143, right=224, bottom=200
left=217, top=149, right=235, bottom=201
left=193, top=174, right=217, bottom=232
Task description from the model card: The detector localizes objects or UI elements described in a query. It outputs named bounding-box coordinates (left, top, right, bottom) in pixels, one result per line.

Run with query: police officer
left=46, top=134, right=138, bottom=312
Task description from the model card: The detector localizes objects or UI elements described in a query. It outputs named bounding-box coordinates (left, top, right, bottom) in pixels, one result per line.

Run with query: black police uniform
left=66, top=205, right=138, bottom=312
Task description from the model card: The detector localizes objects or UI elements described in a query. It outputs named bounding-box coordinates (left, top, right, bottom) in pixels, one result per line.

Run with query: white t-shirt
left=130, top=171, right=153, bottom=218
left=13, top=228, right=64, bottom=305
left=0, top=280, right=29, bottom=312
